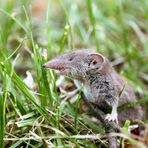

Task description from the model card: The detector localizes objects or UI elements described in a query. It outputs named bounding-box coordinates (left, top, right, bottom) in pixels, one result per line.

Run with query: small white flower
left=23, top=71, right=34, bottom=89
left=56, top=76, right=65, bottom=87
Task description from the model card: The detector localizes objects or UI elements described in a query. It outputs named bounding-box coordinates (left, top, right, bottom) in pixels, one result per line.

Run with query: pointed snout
left=43, top=59, right=67, bottom=70
left=42, top=61, right=51, bottom=68
left=42, top=63, right=48, bottom=68
left=43, top=59, right=58, bottom=69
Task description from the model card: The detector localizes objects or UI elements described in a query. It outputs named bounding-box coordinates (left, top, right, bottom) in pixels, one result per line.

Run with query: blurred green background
left=0, top=0, right=148, bottom=147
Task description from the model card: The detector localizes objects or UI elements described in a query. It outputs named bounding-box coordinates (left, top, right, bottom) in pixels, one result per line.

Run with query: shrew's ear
left=88, top=53, right=104, bottom=66
left=89, top=53, right=112, bottom=74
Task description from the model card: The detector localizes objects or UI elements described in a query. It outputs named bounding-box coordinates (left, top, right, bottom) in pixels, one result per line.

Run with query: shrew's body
left=43, top=49, right=143, bottom=126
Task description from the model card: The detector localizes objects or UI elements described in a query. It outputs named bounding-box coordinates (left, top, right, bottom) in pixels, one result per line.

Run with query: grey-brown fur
left=43, top=49, right=144, bottom=124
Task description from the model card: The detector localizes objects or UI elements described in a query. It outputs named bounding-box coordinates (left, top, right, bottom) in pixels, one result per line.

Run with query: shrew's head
left=43, top=49, right=111, bottom=81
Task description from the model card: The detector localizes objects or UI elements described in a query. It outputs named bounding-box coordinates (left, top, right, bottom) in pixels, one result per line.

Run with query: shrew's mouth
left=53, top=67, right=68, bottom=75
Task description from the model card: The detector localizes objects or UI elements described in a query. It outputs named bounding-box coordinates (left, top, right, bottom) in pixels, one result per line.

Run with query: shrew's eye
left=69, top=57, right=74, bottom=61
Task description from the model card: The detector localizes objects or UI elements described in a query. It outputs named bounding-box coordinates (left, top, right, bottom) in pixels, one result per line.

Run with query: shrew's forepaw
left=60, top=88, right=79, bottom=99
left=105, top=112, right=118, bottom=124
